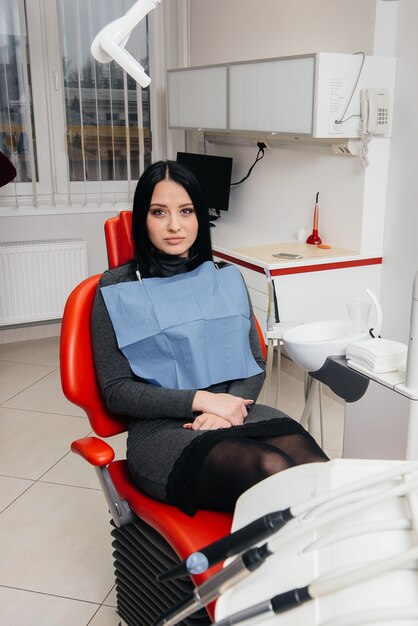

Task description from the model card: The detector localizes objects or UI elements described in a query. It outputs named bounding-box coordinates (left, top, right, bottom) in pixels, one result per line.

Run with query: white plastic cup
left=346, top=301, right=371, bottom=334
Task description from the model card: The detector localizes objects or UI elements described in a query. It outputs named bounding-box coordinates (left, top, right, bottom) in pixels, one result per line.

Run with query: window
left=0, top=1, right=38, bottom=189
left=0, top=0, right=152, bottom=211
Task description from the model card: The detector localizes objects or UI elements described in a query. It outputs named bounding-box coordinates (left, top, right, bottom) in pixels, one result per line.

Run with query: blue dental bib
left=100, top=261, right=263, bottom=389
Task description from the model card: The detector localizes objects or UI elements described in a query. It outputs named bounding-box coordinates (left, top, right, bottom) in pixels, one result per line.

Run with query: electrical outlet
left=252, top=139, right=270, bottom=149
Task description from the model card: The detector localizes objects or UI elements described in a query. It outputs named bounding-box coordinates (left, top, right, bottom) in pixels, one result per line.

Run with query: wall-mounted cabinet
left=167, top=65, right=228, bottom=131
left=167, top=53, right=396, bottom=139
left=229, top=56, right=315, bottom=135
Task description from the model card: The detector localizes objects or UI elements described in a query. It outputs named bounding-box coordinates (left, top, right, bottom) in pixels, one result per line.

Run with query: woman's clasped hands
left=184, top=391, right=254, bottom=431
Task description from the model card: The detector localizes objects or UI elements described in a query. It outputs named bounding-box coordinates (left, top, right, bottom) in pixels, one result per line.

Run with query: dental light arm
left=91, top=0, right=162, bottom=88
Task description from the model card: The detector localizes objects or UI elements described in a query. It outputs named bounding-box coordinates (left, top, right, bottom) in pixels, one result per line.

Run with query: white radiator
left=0, top=239, right=88, bottom=326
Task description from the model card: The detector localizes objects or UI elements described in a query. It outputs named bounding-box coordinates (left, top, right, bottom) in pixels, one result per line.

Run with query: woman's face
left=146, top=179, right=199, bottom=257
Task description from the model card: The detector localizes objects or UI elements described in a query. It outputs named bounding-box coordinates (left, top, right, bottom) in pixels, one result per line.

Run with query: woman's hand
left=192, top=391, right=254, bottom=426
left=183, top=413, right=232, bottom=431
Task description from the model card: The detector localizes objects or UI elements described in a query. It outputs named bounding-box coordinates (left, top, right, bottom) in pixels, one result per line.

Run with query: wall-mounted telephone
left=360, top=88, right=390, bottom=135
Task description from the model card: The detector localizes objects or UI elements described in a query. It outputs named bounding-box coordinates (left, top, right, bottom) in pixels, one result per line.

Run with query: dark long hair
left=131, top=160, right=213, bottom=277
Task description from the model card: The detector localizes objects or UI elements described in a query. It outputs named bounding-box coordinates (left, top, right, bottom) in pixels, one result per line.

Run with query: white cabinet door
left=344, top=380, right=409, bottom=460
left=228, top=56, right=315, bottom=134
left=273, top=264, right=381, bottom=324
left=167, top=66, right=228, bottom=130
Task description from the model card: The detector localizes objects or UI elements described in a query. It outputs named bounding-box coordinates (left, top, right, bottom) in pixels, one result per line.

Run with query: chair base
left=111, top=517, right=211, bottom=626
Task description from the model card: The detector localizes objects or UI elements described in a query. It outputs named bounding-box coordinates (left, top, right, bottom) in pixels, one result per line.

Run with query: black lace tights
left=194, top=433, right=328, bottom=513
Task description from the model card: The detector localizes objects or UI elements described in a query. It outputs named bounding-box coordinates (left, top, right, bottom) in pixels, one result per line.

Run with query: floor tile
left=263, top=369, right=306, bottom=407
left=41, top=449, right=102, bottom=491
left=0, top=326, right=31, bottom=343
left=102, top=586, right=117, bottom=608
left=270, top=372, right=307, bottom=420
left=0, top=476, right=34, bottom=512
left=88, top=605, right=123, bottom=625
left=0, top=336, right=59, bottom=366
left=0, top=481, right=115, bottom=603
left=308, top=393, right=345, bottom=451
left=0, top=322, right=60, bottom=344
left=3, top=368, right=85, bottom=417
left=0, top=407, right=91, bottom=480
left=26, top=322, right=61, bottom=340
left=263, top=368, right=344, bottom=453
left=0, top=361, right=55, bottom=405
left=0, top=586, right=99, bottom=626
left=41, top=431, right=128, bottom=489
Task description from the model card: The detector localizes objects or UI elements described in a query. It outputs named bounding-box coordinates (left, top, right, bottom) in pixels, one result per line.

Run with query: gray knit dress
left=91, top=261, right=307, bottom=515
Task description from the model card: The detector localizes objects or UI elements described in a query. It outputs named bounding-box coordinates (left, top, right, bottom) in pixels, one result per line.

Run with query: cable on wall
left=231, top=142, right=266, bottom=186
left=334, top=52, right=366, bottom=127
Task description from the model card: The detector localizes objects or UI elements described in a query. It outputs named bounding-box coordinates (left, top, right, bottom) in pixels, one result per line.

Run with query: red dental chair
left=60, top=210, right=267, bottom=626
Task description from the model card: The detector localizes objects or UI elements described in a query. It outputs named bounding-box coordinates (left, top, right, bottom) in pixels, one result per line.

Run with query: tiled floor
left=0, top=335, right=343, bottom=625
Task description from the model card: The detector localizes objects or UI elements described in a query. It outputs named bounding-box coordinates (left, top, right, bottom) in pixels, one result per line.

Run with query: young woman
left=92, top=160, right=328, bottom=516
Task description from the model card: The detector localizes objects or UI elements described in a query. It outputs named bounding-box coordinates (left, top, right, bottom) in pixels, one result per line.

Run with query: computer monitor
left=176, top=152, right=233, bottom=217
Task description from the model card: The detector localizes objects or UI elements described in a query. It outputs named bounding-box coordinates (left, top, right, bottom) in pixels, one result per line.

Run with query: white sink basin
left=283, top=320, right=369, bottom=372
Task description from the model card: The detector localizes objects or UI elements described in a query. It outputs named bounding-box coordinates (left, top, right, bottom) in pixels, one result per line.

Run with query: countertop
left=212, top=240, right=381, bottom=273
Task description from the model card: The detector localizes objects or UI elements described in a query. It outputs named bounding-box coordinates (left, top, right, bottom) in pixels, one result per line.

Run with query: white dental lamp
left=91, top=0, right=162, bottom=88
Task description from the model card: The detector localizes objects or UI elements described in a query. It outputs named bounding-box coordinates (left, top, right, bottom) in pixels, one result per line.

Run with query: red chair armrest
left=71, top=436, right=115, bottom=466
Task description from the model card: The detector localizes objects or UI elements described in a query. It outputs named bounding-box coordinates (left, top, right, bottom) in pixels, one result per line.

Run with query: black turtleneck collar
left=137, top=248, right=199, bottom=278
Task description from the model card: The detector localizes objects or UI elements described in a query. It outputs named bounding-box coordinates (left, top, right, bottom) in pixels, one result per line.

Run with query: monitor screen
left=176, top=152, right=233, bottom=216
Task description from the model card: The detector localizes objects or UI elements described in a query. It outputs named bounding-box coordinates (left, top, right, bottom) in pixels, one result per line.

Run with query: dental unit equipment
left=212, top=545, right=418, bottom=626
left=346, top=272, right=418, bottom=460
left=155, top=460, right=418, bottom=626
left=405, top=271, right=418, bottom=393
left=265, top=269, right=275, bottom=332
left=210, top=459, right=418, bottom=626
left=365, top=288, right=383, bottom=338
left=91, top=0, right=162, bottom=88
left=160, top=459, right=418, bottom=581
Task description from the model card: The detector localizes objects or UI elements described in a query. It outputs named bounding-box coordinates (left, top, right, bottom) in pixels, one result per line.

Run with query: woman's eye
left=150, top=209, right=165, bottom=216
left=181, top=207, right=194, bottom=215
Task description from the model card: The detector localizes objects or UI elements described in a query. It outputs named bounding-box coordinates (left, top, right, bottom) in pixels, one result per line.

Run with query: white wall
left=177, top=0, right=382, bottom=253
left=189, top=0, right=376, bottom=65
left=379, top=0, right=418, bottom=342
left=1, top=212, right=114, bottom=277
left=202, top=140, right=365, bottom=251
